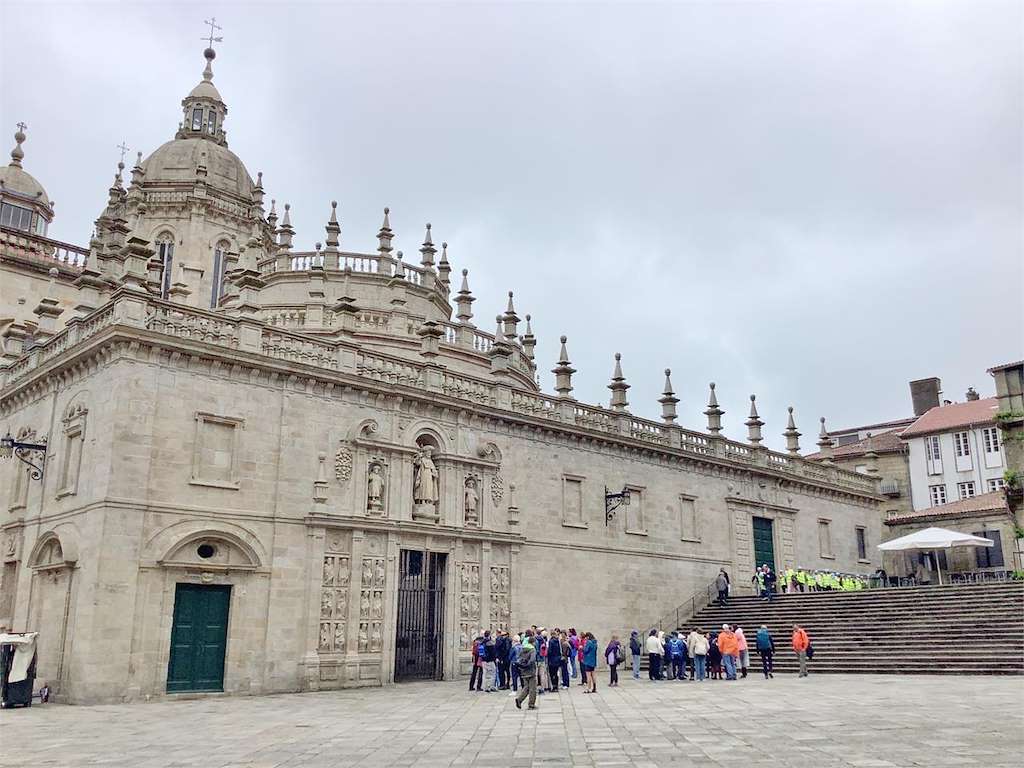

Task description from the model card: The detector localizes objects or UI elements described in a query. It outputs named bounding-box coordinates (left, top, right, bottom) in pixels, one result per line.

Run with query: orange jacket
left=717, top=630, right=738, bottom=656
left=791, top=628, right=809, bottom=652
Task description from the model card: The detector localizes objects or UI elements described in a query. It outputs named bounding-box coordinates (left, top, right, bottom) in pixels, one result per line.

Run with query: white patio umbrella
left=877, top=527, right=993, bottom=585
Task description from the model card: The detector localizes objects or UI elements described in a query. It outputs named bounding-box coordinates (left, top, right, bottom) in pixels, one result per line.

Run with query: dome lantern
left=176, top=26, right=228, bottom=146
left=0, top=123, right=53, bottom=236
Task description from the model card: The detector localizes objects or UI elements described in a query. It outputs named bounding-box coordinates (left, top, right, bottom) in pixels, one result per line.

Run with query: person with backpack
left=509, top=634, right=523, bottom=691
left=792, top=624, right=810, bottom=677
left=628, top=630, right=642, bottom=679
left=686, top=627, right=709, bottom=681
left=717, top=624, right=739, bottom=681
left=514, top=630, right=538, bottom=710
left=547, top=630, right=562, bottom=692
left=605, top=634, right=623, bottom=687
left=668, top=632, right=685, bottom=680
left=755, top=625, right=775, bottom=679
left=764, top=566, right=778, bottom=602
left=469, top=632, right=484, bottom=691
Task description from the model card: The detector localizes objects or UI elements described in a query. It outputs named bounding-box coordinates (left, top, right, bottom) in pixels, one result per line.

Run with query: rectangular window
left=987, top=478, right=1006, bottom=493
left=983, top=427, right=1000, bottom=454
left=957, top=481, right=976, bottom=500
left=925, top=435, right=942, bottom=475
left=210, top=248, right=224, bottom=308
left=159, top=240, right=174, bottom=299
left=0, top=202, right=33, bottom=231
left=817, top=519, right=833, bottom=558
left=625, top=486, right=645, bottom=535
left=954, top=432, right=970, bottom=457
left=973, top=530, right=1004, bottom=569
left=856, top=527, right=867, bottom=561
left=192, top=107, right=203, bottom=131
left=58, top=427, right=84, bottom=496
left=208, top=110, right=217, bottom=135
left=929, top=484, right=947, bottom=507
left=679, top=495, right=699, bottom=541
left=190, top=412, right=244, bottom=489
left=561, top=475, right=585, bottom=528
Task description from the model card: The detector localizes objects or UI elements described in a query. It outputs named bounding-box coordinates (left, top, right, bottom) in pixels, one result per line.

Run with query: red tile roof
left=828, top=416, right=916, bottom=436
left=900, top=397, right=999, bottom=438
left=805, top=429, right=907, bottom=461
left=884, top=490, right=1009, bottom=525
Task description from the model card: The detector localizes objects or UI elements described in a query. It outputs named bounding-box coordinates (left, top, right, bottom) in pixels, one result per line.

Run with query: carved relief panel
left=318, top=530, right=351, bottom=654
left=358, top=532, right=387, bottom=653
left=458, top=542, right=481, bottom=651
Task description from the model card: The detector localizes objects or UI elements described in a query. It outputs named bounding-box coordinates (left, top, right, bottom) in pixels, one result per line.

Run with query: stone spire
left=863, top=432, right=880, bottom=476
left=9, top=123, right=26, bottom=167
left=817, top=417, right=835, bottom=463
left=277, top=203, right=294, bottom=249
left=324, top=201, right=341, bottom=251
left=783, top=406, right=802, bottom=455
left=502, top=291, right=520, bottom=341
left=267, top=199, right=278, bottom=231
left=608, top=353, right=630, bottom=412
left=521, top=314, right=536, bottom=360
left=393, top=251, right=406, bottom=280
left=659, top=368, right=679, bottom=424
left=488, top=314, right=514, bottom=376
left=130, top=150, right=145, bottom=186
left=455, top=268, right=475, bottom=324
left=377, top=207, right=393, bottom=255
left=745, top=394, right=764, bottom=446
left=437, top=242, right=452, bottom=292
left=704, top=382, right=724, bottom=435
left=419, top=223, right=436, bottom=269
left=553, top=336, right=576, bottom=398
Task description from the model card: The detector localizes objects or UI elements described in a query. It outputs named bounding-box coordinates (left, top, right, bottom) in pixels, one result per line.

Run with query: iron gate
left=395, top=550, right=447, bottom=681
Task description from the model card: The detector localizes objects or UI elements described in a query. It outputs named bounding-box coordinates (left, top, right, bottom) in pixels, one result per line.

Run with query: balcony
left=879, top=479, right=901, bottom=497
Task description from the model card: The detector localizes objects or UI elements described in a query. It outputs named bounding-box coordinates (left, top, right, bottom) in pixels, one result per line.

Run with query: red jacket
left=791, top=628, right=809, bottom=652
left=717, top=630, right=738, bottom=656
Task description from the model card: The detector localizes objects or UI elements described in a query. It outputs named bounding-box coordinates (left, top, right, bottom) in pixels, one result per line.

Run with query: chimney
left=909, top=377, right=942, bottom=416
left=965, top=387, right=980, bottom=401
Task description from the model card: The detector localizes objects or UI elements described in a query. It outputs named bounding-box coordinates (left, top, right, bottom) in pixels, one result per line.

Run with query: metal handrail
left=655, top=578, right=721, bottom=631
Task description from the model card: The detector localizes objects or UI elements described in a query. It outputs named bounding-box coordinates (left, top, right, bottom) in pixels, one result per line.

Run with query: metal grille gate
left=395, top=550, right=447, bottom=681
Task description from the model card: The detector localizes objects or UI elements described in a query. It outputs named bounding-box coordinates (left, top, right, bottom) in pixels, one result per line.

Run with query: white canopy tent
left=877, top=527, right=993, bottom=585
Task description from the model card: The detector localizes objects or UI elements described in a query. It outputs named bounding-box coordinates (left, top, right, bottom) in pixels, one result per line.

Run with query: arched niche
left=28, top=525, right=79, bottom=569
left=144, top=520, right=267, bottom=573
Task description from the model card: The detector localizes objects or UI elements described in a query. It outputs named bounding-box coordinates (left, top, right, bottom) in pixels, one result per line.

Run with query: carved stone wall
left=358, top=547, right=386, bottom=653
left=458, top=543, right=481, bottom=650
left=318, top=530, right=351, bottom=654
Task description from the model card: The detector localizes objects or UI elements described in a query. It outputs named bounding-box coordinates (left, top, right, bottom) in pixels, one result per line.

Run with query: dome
left=0, top=126, right=51, bottom=209
left=0, top=163, right=50, bottom=208
left=142, top=137, right=253, bottom=200
left=188, top=79, right=223, bottom=102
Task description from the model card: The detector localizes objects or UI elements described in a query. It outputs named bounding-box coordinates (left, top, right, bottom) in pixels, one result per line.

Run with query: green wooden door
left=751, top=517, right=776, bottom=572
left=167, top=583, right=231, bottom=693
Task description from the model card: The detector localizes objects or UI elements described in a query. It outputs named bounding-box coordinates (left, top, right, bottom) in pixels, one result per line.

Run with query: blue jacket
left=547, top=636, right=562, bottom=664
left=756, top=628, right=774, bottom=652
left=667, top=637, right=684, bottom=659
left=480, top=638, right=495, bottom=662
left=583, top=637, right=598, bottom=667
left=510, top=642, right=522, bottom=664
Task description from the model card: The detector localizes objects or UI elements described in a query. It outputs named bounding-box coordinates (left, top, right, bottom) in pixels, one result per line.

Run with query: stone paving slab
left=1, top=675, right=1022, bottom=767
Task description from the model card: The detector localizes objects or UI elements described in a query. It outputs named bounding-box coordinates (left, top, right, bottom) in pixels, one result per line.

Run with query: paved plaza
left=2, top=674, right=1022, bottom=768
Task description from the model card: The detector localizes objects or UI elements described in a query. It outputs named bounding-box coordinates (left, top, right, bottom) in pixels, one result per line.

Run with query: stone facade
left=0, top=44, right=883, bottom=704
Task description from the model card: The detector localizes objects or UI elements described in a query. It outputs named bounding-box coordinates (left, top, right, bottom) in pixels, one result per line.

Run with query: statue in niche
left=371, top=592, right=383, bottom=619
left=360, top=591, right=370, bottom=618
left=500, top=568, right=509, bottom=593
left=370, top=624, right=382, bottom=652
left=366, top=463, right=385, bottom=513
left=490, top=567, right=500, bottom=593
left=460, top=565, right=470, bottom=592
left=321, top=590, right=333, bottom=619
left=374, top=559, right=385, bottom=587
left=470, top=565, right=480, bottom=591
left=460, top=593, right=470, bottom=618
left=335, top=590, right=347, bottom=616
left=464, top=478, right=480, bottom=525
left=361, top=559, right=373, bottom=585
left=413, top=447, right=439, bottom=507
left=319, top=623, right=332, bottom=651
left=338, top=558, right=349, bottom=586
left=333, top=624, right=346, bottom=652
left=322, top=557, right=334, bottom=586
left=358, top=624, right=368, bottom=652
left=460, top=626, right=469, bottom=650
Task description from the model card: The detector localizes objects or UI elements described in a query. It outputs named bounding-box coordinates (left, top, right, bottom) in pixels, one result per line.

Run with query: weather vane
left=202, top=17, right=223, bottom=48
left=117, top=140, right=130, bottom=165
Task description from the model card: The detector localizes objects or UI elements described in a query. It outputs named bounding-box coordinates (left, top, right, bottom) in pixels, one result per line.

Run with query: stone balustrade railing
left=0, top=292, right=880, bottom=497
left=1, top=225, right=89, bottom=269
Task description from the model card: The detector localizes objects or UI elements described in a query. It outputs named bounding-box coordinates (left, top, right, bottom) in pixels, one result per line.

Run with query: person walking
left=716, top=569, right=730, bottom=605
left=686, top=626, right=709, bottom=681
left=547, top=630, right=562, bottom=692
left=605, top=635, right=623, bottom=687
left=755, top=624, right=775, bottom=679
left=735, top=626, right=750, bottom=679
left=645, top=629, right=663, bottom=681
left=583, top=632, right=598, bottom=693
left=629, top=630, right=642, bottom=679
left=718, top=624, right=739, bottom=681
left=752, top=565, right=766, bottom=599
left=792, top=624, right=810, bottom=678
left=514, top=631, right=538, bottom=710
left=469, top=632, right=484, bottom=691
left=764, top=566, right=777, bottom=602
left=510, top=634, right=523, bottom=691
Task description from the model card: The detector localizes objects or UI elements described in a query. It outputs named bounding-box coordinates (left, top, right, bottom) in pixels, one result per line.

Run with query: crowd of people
left=715, top=564, right=871, bottom=606
left=469, top=621, right=813, bottom=710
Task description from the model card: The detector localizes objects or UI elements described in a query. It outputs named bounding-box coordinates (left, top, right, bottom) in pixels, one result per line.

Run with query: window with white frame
left=957, top=481, right=976, bottom=500
left=0, top=202, right=33, bottom=232
left=929, top=484, right=947, bottom=507
left=983, top=427, right=1000, bottom=454
left=925, top=435, right=942, bottom=475
left=954, top=431, right=970, bottom=457
left=987, top=478, right=1006, bottom=493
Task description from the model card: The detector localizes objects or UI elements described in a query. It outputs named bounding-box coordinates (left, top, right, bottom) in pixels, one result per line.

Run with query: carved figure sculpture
left=370, top=624, right=382, bottom=651
left=367, top=463, right=385, bottom=511
left=464, top=478, right=479, bottom=524
left=360, top=591, right=370, bottom=618
left=374, top=559, right=385, bottom=587
left=413, top=447, right=439, bottom=505
left=319, top=623, right=332, bottom=651
left=321, top=590, right=333, bottom=618
left=358, top=624, right=368, bottom=652
left=322, top=557, right=334, bottom=585
left=334, top=624, right=346, bottom=652
left=361, top=559, right=373, bottom=585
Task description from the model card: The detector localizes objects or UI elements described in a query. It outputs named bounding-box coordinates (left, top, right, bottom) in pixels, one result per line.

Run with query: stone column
left=300, top=526, right=326, bottom=690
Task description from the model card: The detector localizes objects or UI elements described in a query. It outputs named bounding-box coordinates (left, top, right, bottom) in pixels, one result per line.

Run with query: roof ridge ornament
left=200, top=17, right=223, bottom=81
left=9, top=122, right=26, bottom=168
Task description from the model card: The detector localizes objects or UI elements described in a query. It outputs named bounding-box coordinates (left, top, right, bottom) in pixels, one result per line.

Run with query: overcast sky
left=3, top=1, right=1021, bottom=449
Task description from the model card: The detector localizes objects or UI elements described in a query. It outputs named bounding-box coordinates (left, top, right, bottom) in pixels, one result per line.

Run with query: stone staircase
left=678, top=581, right=1024, bottom=675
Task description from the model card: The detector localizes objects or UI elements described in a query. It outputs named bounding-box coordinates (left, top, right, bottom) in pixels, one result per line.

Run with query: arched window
left=156, top=232, right=174, bottom=299
left=211, top=239, right=229, bottom=308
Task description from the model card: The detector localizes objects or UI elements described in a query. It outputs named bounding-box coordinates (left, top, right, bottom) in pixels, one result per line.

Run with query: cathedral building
left=0, top=44, right=882, bottom=703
